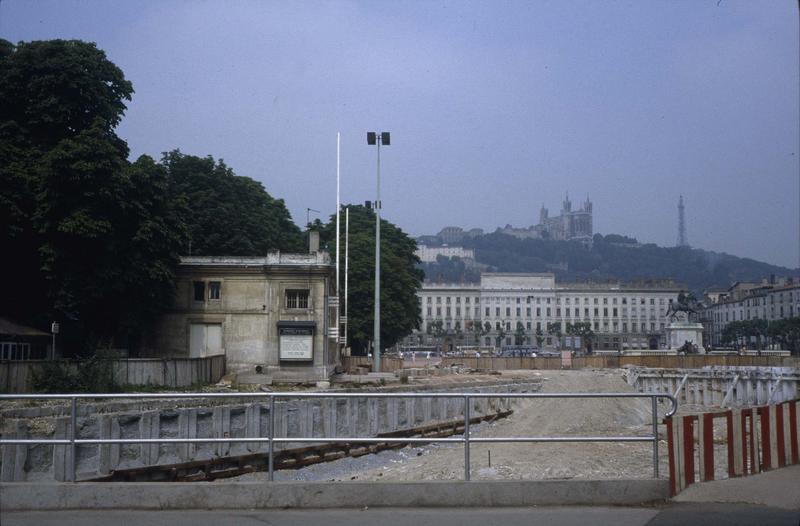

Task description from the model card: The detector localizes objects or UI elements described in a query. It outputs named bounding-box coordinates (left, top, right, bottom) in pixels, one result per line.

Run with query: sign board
left=279, top=325, right=314, bottom=361
left=51, top=322, right=59, bottom=334
left=328, top=296, right=339, bottom=307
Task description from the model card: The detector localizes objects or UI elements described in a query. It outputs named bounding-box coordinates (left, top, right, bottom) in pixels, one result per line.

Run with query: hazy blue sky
left=2, top=1, right=798, bottom=267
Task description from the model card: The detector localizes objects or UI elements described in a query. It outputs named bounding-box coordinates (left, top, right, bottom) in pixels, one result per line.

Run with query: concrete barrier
left=627, top=366, right=799, bottom=407
left=0, top=383, right=534, bottom=482
left=0, top=479, right=670, bottom=510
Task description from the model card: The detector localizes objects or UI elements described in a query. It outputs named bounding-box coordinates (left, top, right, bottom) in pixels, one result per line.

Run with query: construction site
left=1, top=355, right=798, bottom=495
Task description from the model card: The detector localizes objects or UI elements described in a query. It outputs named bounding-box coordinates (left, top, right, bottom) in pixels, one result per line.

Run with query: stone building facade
left=142, top=251, right=338, bottom=382
left=416, top=244, right=475, bottom=262
left=410, top=273, right=681, bottom=351
left=701, top=277, right=800, bottom=348
left=495, top=195, right=593, bottom=244
left=536, top=195, right=593, bottom=242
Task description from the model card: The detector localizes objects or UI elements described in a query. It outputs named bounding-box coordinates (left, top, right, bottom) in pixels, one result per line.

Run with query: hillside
left=419, top=233, right=798, bottom=294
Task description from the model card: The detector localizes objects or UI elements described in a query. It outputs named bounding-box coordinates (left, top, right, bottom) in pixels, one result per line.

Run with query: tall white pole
left=345, top=207, right=349, bottom=356
left=336, top=133, right=341, bottom=295
left=335, top=133, right=341, bottom=355
left=374, top=140, right=381, bottom=372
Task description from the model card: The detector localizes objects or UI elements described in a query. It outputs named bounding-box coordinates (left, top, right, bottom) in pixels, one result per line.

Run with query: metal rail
left=0, top=391, right=677, bottom=482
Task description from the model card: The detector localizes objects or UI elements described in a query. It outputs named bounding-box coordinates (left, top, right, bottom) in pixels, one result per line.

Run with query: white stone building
left=416, top=244, right=475, bottom=263
left=410, top=273, right=682, bottom=351
left=701, top=277, right=800, bottom=347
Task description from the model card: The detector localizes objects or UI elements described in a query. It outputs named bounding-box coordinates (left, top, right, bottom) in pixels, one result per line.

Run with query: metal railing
left=0, top=391, right=677, bottom=482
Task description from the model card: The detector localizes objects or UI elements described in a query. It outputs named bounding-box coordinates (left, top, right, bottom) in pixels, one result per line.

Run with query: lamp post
left=367, top=131, right=390, bottom=372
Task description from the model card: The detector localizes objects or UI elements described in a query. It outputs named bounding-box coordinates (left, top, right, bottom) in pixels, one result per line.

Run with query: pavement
left=2, top=504, right=798, bottom=526
left=673, top=464, right=800, bottom=510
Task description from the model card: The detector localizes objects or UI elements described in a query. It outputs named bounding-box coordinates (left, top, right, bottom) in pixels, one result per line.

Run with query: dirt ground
left=344, top=369, right=668, bottom=481
left=236, top=369, right=674, bottom=483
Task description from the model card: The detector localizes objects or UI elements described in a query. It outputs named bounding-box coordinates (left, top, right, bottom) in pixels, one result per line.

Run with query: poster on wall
left=278, top=323, right=314, bottom=361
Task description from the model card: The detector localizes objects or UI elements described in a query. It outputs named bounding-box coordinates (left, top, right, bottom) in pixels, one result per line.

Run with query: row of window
left=426, top=295, right=669, bottom=306
left=425, top=306, right=664, bottom=319
left=191, top=281, right=310, bottom=310
left=429, top=320, right=663, bottom=333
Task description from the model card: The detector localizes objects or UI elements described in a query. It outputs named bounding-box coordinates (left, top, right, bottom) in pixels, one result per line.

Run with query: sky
left=2, top=0, right=798, bottom=268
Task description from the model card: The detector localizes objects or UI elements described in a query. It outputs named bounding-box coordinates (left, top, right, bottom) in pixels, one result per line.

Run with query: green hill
left=419, top=233, right=797, bottom=294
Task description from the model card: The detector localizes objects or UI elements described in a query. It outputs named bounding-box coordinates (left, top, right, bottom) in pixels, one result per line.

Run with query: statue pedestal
left=666, top=321, right=705, bottom=353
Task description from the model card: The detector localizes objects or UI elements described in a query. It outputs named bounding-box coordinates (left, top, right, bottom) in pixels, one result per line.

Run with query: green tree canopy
left=318, top=205, right=423, bottom=355
left=0, top=39, right=305, bottom=353
left=161, top=150, right=303, bottom=256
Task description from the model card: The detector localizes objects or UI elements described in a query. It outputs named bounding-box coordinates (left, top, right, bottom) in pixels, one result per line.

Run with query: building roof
left=180, top=251, right=330, bottom=267
left=0, top=317, right=50, bottom=337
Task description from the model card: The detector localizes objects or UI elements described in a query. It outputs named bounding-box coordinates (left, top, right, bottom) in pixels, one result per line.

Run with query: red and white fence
left=665, top=399, right=799, bottom=495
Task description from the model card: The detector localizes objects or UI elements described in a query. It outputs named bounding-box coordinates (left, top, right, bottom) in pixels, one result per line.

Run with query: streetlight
left=367, top=131, right=390, bottom=372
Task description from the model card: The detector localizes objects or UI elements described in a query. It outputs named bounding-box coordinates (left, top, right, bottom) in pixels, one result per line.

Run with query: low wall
left=440, top=355, right=800, bottom=371
left=0, top=479, right=671, bottom=510
left=0, top=383, right=535, bottom=482
left=0, top=355, right=226, bottom=393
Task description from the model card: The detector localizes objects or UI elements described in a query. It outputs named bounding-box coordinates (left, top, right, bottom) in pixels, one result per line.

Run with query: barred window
left=286, top=289, right=309, bottom=309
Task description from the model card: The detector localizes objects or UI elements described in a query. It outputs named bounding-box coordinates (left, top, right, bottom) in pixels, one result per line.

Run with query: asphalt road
left=2, top=504, right=798, bottom=526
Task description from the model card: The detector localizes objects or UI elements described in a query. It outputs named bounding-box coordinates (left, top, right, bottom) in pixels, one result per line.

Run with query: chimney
left=309, top=230, right=320, bottom=254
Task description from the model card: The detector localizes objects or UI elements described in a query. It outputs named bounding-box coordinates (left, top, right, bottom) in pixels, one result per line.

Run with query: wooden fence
left=0, top=354, right=226, bottom=393
left=440, top=355, right=800, bottom=371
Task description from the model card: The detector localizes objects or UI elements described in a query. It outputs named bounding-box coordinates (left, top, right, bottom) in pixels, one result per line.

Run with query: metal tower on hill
left=677, top=195, right=688, bottom=247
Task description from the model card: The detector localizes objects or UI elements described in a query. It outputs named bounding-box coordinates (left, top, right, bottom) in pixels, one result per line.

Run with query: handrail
left=0, top=391, right=677, bottom=483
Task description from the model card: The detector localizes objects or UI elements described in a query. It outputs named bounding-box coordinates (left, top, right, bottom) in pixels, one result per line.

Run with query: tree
left=514, top=321, right=526, bottom=345
left=471, top=319, right=486, bottom=345
left=319, top=205, right=423, bottom=354
left=161, top=150, right=303, bottom=256
left=566, top=321, right=594, bottom=352
left=0, top=39, right=186, bottom=351
left=495, top=322, right=507, bottom=348
left=535, top=326, right=545, bottom=348
left=547, top=322, right=563, bottom=348
left=1, top=39, right=135, bottom=330
left=767, top=318, right=800, bottom=356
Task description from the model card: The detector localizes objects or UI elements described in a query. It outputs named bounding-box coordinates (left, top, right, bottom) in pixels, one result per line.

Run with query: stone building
left=701, top=276, right=800, bottom=348
left=142, top=247, right=338, bottom=382
left=536, top=194, right=593, bottom=242
left=410, top=273, right=682, bottom=351
left=416, top=244, right=475, bottom=263
left=494, top=194, right=593, bottom=244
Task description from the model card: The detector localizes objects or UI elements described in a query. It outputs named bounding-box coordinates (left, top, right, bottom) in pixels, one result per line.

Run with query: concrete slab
left=673, top=464, right=800, bottom=510
left=0, top=479, right=669, bottom=511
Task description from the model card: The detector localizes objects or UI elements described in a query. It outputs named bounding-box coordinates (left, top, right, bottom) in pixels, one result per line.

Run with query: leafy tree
left=427, top=320, right=445, bottom=338
left=514, top=321, right=526, bottom=345
left=470, top=319, right=486, bottom=344
left=535, top=326, right=545, bottom=348
left=495, top=323, right=507, bottom=348
left=566, top=321, right=594, bottom=351
left=0, top=39, right=185, bottom=351
left=161, top=150, right=303, bottom=256
left=318, top=205, right=423, bottom=354
left=767, top=318, right=800, bottom=355
left=547, top=321, right=563, bottom=347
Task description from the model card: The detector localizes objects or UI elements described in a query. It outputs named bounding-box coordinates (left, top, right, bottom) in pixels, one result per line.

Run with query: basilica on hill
left=497, top=194, right=593, bottom=244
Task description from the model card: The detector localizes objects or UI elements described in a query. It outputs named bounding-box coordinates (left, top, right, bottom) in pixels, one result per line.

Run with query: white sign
left=279, top=332, right=313, bottom=360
